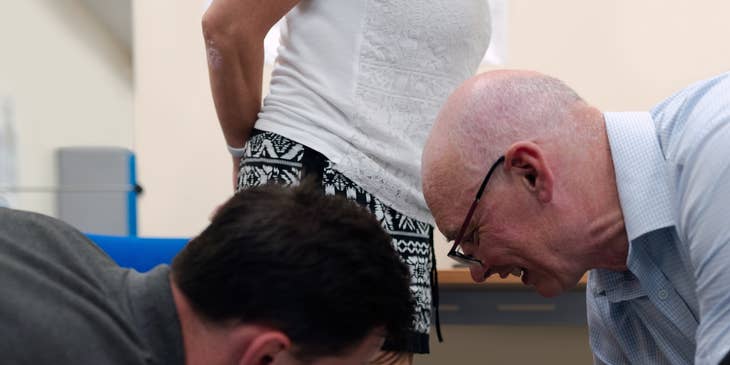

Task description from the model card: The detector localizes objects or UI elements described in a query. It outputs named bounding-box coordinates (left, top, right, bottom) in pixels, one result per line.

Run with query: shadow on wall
left=38, top=0, right=133, bottom=84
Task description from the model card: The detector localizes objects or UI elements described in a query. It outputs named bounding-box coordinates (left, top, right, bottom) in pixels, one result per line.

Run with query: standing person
left=0, top=182, right=414, bottom=365
left=203, top=0, right=491, bottom=362
left=421, top=69, right=730, bottom=364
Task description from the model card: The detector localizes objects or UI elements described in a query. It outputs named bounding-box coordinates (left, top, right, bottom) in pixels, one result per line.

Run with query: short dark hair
left=171, top=180, right=414, bottom=360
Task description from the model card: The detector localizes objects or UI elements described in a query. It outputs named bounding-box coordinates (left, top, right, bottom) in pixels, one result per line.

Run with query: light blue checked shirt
left=588, top=72, right=730, bottom=365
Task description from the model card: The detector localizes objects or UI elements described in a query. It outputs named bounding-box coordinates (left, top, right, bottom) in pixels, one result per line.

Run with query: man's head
left=423, top=70, right=626, bottom=297
left=171, top=180, right=413, bottom=365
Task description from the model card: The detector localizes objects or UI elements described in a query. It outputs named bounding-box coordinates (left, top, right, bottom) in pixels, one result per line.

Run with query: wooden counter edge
left=438, top=269, right=588, bottom=288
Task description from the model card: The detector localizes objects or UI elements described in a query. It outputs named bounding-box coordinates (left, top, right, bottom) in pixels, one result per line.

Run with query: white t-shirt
left=256, top=0, right=490, bottom=223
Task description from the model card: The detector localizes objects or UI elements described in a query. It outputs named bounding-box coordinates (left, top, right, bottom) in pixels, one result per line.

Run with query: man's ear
left=237, top=329, right=291, bottom=365
left=504, top=141, right=553, bottom=203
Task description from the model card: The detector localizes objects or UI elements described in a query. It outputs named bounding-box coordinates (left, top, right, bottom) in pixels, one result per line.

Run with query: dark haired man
left=0, top=182, right=413, bottom=364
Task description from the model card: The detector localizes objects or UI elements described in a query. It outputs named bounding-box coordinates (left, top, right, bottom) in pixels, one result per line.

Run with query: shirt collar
left=603, top=112, right=676, bottom=245
left=590, top=112, right=676, bottom=298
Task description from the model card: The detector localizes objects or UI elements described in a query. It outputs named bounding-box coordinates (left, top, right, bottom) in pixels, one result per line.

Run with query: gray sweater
left=0, top=208, right=184, bottom=364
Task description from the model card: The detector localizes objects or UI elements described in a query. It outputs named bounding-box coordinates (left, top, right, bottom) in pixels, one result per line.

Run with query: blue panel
left=126, top=153, right=138, bottom=236
left=86, top=234, right=188, bottom=272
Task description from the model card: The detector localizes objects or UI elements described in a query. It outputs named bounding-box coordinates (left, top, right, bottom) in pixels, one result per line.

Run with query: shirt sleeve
left=676, top=117, right=730, bottom=365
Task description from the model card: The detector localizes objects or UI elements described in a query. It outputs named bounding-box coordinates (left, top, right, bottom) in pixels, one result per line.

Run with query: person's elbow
left=202, top=9, right=232, bottom=43
left=201, top=9, right=260, bottom=47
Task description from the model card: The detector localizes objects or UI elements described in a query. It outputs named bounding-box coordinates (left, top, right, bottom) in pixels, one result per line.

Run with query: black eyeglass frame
left=447, top=155, right=505, bottom=267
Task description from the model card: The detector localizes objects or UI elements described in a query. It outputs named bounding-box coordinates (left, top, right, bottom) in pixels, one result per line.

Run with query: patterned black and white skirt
left=237, top=129, right=435, bottom=354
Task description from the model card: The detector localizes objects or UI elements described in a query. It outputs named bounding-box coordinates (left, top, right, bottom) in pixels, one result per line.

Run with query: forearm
left=203, top=24, right=264, bottom=149
left=203, top=0, right=299, bottom=149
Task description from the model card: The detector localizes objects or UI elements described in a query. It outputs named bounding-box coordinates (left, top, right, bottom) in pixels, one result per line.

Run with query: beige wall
left=0, top=0, right=133, bottom=216
left=499, top=0, right=730, bottom=111
left=133, top=0, right=232, bottom=236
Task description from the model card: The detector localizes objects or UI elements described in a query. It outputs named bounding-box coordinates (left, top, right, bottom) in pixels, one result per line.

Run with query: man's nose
left=468, top=264, right=491, bottom=283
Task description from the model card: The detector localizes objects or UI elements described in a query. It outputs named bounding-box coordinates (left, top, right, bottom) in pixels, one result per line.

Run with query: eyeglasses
left=447, top=155, right=505, bottom=267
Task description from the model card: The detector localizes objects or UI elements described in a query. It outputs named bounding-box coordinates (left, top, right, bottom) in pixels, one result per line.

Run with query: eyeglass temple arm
left=449, top=200, right=479, bottom=254
left=448, top=155, right=505, bottom=254
left=476, top=155, right=505, bottom=199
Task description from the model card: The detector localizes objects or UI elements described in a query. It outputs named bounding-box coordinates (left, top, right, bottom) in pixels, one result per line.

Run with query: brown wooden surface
left=438, top=269, right=588, bottom=288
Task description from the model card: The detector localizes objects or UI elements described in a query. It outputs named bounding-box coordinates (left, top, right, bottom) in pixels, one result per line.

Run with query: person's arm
left=202, top=0, right=300, bottom=188
left=680, top=119, right=730, bottom=365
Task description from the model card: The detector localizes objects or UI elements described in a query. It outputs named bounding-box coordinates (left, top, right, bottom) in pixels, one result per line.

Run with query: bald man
left=421, top=70, right=730, bottom=364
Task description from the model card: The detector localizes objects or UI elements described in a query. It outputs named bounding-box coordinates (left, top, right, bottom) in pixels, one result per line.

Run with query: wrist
left=226, top=144, right=246, bottom=158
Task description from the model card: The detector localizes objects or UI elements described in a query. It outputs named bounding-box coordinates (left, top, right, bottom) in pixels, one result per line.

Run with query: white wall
left=0, top=0, right=134, bottom=216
